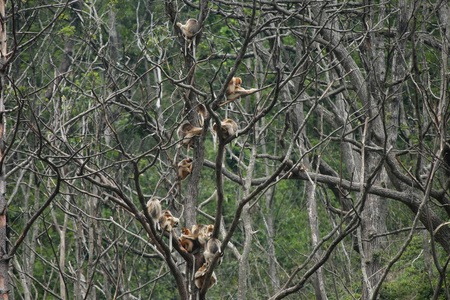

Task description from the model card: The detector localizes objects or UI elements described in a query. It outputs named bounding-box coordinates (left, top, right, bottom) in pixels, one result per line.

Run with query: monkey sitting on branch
left=179, top=228, right=201, bottom=253
left=177, top=121, right=203, bottom=151
left=159, top=210, right=179, bottom=232
left=176, top=18, right=200, bottom=39
left=220, top=76, right=272, bottom=107
left=220, top=77, right=257, bottom=106
left=213, top=118, right=238, bottom=141
left=158, top=210, right=180, bottom=251
left=197, top=103, right=208, bottom=127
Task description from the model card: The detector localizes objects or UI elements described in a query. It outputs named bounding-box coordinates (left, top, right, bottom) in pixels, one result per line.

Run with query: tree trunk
left=0, top=0, right=8, bottom=298
left=238, top=129, right=258, bottom=300
left=306, top=181, right=328, bottom=300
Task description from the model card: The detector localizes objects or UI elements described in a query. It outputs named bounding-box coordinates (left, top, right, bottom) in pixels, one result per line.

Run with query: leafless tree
left=0, top=0, right=449, bottom=299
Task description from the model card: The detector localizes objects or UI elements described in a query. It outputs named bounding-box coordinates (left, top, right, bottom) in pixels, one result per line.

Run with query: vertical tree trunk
left=238, top=131, right=258, bottom=300
left=109, top=8, right=119, bottom=63
left=306, top=181, right=328, bottom=300
left=360, top=1, right=388, bottom=298
left=0, top=0, right=8, bottom=298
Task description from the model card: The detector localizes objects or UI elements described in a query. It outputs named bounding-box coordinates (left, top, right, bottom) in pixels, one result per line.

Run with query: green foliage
left=58, top=25, right=75, bottom=37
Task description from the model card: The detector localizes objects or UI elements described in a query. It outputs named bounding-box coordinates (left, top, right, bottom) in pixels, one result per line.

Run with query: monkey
left=176, top=19, right=201, bottom=57
left=179, top=228, right=200, bottom=253
left=158, top=210, right=179, bottom=251
left=159, top=210, right=179, bottom=232
left=146, top=198, right=162, bottom=230
left=203, top=238, right=222, bottom=265
left=226, top=86, right=258, bottom=101
left=181, top=227, right=195, bottom=237
left=177, top=121, right=203, bottom=150
left=213, top=119, right=238, bottom=140
left=225, top=77, right=257, bottom=102
left=176, top=19, right=200, bottom=39
left=220, top=77, right=273, bottom=107
left=194, top=262, right=217, bottom=290
left=197, top=104, right=208, bottom=127
left=226, top=77, right=242, bottom=96
left=191, top=224, right=214, bottom=247
left=178, top=158, right=193, bottom=180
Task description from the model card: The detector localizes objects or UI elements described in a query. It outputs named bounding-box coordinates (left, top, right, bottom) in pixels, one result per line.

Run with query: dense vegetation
left=0, top=0, right=449, bottom=299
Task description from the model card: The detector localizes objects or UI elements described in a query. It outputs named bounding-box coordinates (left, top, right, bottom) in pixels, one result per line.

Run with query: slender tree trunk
left=0, top=0, right=8, bottom=298
left=87, top=186, right=98, bottom=300
left=306, top=181, right=328, bottom=300
left=264, top=190, right=279, bottom=291
left=109, top=8, right=119, bottom=63
left=13, top=171, right=34, bottom=300
left=238, top=128, right=259, bottom=300
left=43, top=2, right=79, bottom=101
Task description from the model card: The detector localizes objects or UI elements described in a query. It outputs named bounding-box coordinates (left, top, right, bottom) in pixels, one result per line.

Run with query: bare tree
left=1, top=0, right=449, bottom=299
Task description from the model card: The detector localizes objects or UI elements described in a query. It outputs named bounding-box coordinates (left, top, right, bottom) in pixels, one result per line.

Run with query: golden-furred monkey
left=213, top=119, right=238, bottom=140
left=176, top=19, right=201, bottom=56
left=158, top=210, right=179, bottom=232
left=197, top=103, right=208, bottom=127
left=191, top=224, right=214, bottom=247
left=194, top=262, right=217, bottom=290
left=158, top=210, right=180, bottom=251
left=176, top=19, right=201, bottom=39
left=179, top=228, right=200, bottom=253
left=178, top=158, right=193, bottom=180
left=225, top=77, right=257, bottom=101
left=177, top=121, right=203, bottom=150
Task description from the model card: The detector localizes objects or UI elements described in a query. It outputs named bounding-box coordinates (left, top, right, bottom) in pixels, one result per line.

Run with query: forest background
left=0, top=0, right=449, bottom=299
